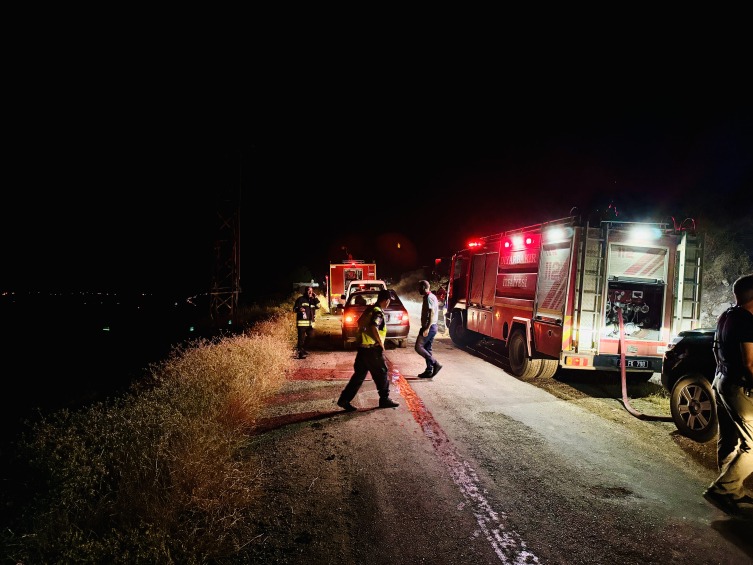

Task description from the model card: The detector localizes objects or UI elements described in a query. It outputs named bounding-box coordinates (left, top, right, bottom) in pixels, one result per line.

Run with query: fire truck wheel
left=670, top=374, right=717, bottom=443
left=536, top=359, right=559, bottom=379
left=508, top=330, right=543, bottom=379
left=449, top=311, right=481, bottom=346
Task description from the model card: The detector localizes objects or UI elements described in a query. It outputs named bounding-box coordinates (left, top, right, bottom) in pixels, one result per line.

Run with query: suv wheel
left=670, top=374, right=717, bottom=443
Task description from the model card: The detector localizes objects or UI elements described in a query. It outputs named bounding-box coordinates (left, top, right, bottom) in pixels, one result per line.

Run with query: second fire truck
left=445, top=214, right=703, bottom=379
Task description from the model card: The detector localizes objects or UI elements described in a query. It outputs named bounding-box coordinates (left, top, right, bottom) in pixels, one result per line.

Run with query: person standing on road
left=415, top=279, right=442, bottom=378
left=294, top=286, right=320, bottom=359
left=703, top=273, right=753, bottom=518
left=337, top=289, right=399, bottom=411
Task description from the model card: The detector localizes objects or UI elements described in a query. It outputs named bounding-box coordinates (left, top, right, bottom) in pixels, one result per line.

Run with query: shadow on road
left=711, top=518, right=753, bottom=559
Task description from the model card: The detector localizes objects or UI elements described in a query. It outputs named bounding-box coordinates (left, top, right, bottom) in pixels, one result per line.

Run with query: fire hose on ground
left=616, top=307, right=673, bottom=422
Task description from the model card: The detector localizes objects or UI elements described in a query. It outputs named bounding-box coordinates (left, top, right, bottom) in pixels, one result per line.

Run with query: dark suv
left=661, top=328, right=718, bottom=442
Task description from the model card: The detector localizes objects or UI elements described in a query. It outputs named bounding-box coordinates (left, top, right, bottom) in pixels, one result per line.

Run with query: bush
left=3, top=304, right=298, bottom=563
left=699, top=217, right=753, bottom=325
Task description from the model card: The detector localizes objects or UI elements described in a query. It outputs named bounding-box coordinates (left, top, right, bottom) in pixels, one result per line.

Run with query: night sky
left=3, top=87, right=751, bottom=302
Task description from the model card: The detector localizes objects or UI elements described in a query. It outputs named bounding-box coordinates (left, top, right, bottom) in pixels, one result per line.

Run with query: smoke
left=392, top=269, right=430, bottom=329
left=391, top=268, right=426, bottom=297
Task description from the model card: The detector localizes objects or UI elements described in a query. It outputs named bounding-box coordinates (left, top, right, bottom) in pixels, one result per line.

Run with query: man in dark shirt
left=703, top=273, right=753, bottom=518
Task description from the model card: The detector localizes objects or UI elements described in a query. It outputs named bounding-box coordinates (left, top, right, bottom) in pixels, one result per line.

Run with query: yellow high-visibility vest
left=359, top=306, right=386, bottom=346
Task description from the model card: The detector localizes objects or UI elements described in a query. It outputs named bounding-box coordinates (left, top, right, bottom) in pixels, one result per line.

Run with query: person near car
left=294, top=286, right=320, bottom=359
left=703, top=273, right=753, bottom=517
left=337, top=289, right=399, bottom=411
left=415, top=279, right=442, bottom=378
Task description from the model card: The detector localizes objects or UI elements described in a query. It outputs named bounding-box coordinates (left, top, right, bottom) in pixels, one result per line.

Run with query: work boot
left=379, top=397, right=399, bottom=408
left=418, top=369, right=434, bottom=378
left=703, top=488, right=743, bottom=517
left=337, top=398, right=357, bottom=412
left=432, top=362, right=443, bottom=377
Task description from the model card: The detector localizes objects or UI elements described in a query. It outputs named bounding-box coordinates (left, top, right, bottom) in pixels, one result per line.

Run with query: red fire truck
left=327, top=260, right=377, bottom=312
left=445, top=215, right=703, bottom=379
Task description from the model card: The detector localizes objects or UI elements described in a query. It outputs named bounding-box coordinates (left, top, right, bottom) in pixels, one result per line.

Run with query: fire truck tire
left=536, top=359, right=559, bottom=379
left=449, top=311, right=481, bottom=346
left=670, top=374, right=717, bottom=443
left=508, top=330, right=543, bottom=379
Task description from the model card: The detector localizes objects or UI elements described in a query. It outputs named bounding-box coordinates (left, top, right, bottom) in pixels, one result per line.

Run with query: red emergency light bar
left=502, top=235, right=534, bottom=249
left=467, top=239, right=484, bottom=249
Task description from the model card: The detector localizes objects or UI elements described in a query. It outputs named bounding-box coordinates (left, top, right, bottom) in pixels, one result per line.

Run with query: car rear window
left=349, top=293, right=377, bottom=306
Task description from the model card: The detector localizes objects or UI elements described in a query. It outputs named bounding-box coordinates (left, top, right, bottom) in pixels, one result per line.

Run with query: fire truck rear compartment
left=603, top=280, right=665, bottom=341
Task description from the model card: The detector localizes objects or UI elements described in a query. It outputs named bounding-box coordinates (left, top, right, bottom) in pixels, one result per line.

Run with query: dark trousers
left=714, top=375, right=739, bottom=469
left=339, top=348, right=390, bottom=402
left=296, top=325, right=313, bottom=351
left=415, top=323, right=438, bottom=371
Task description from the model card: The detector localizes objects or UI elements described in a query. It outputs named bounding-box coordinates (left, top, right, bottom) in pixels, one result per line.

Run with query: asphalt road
left=244, top=309, right=753, bottom=564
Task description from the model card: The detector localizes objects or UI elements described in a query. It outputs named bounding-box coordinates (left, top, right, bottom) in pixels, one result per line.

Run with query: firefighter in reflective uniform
left=337, top=289, right=399, bottom=410
left=294, top=286, right=320, bottom=359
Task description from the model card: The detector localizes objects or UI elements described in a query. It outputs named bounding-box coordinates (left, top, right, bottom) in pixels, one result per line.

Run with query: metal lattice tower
left=209, top=154, right=242, bottom=323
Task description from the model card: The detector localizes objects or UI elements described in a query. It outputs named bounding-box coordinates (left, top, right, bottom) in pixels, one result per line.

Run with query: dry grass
left=3, top=300, right=298, bottom=564
left=646, top=384, right=671, bottom=411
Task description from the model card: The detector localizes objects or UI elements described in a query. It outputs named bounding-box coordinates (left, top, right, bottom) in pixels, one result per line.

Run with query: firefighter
left=294, top=286, right=320, bottom=359
left=436, top=284, right=447, bottom=334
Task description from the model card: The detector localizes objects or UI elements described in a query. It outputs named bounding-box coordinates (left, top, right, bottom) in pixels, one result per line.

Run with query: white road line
left=388, top=363, right=540, bottom=565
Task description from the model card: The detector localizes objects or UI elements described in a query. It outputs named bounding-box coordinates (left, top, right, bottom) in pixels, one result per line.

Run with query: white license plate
left=625, top=359, right=648, bottom=368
